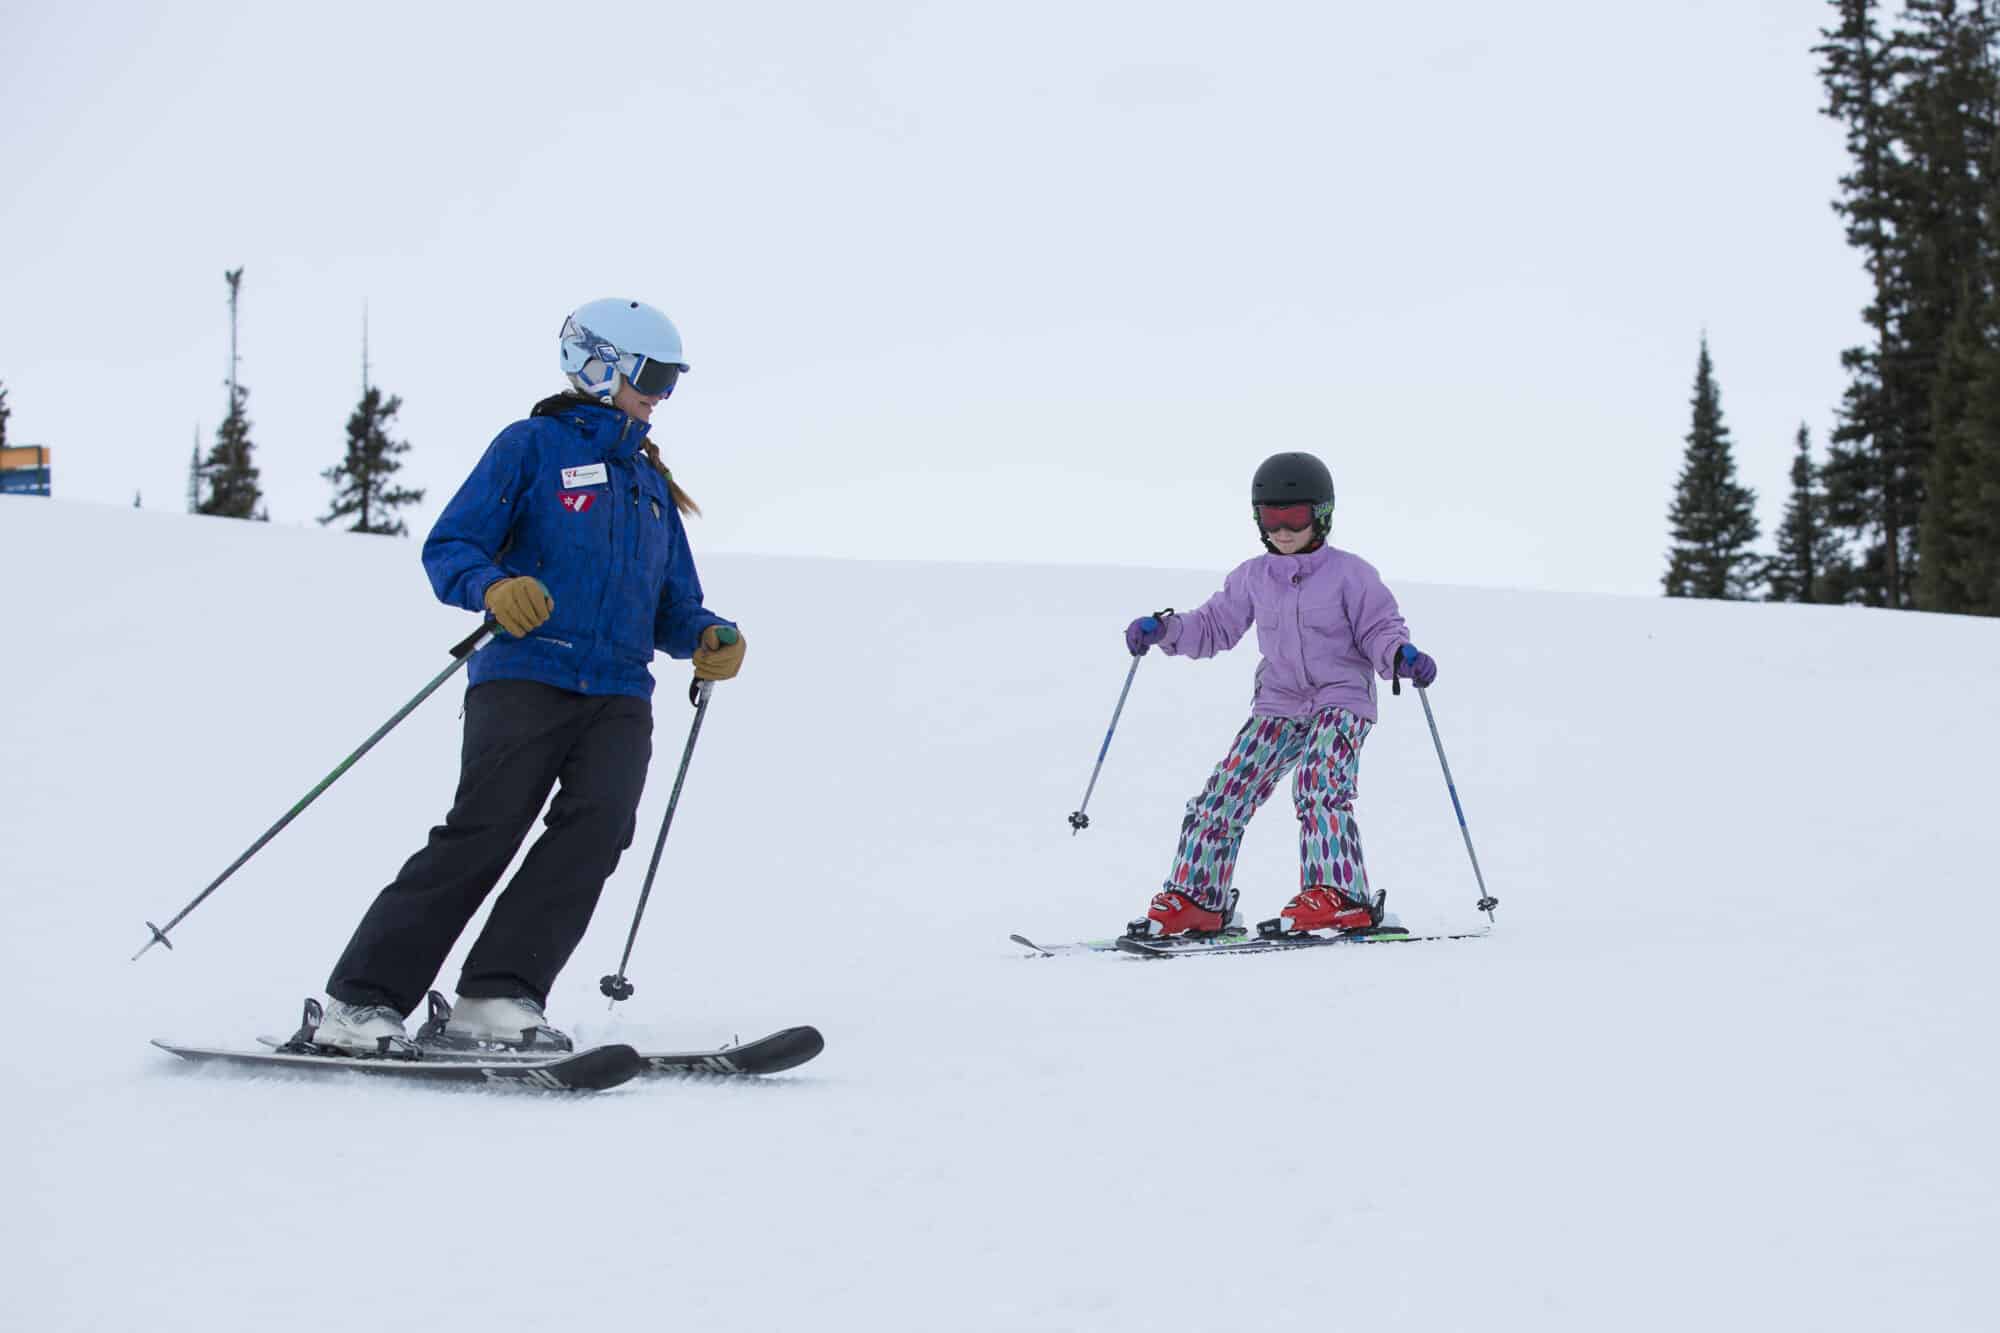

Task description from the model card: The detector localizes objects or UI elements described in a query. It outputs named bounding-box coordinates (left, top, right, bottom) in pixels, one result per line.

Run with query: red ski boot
left=1261, top=887, right=1385, bottom=937
left=1126, top=888, right=1239, bottom=940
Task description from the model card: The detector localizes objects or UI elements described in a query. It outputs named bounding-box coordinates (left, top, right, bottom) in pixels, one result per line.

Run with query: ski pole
left=1069, top=610, right=1169, bottom=835
left=131, top=622, right=494, bottom=961
left=601, top=677, right=717, bottom=1005
left=1406, top=675, right=1499, bottom=922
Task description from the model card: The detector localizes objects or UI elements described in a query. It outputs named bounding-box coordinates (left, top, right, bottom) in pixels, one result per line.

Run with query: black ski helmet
left=1251, top=452, right=1335, bottom=551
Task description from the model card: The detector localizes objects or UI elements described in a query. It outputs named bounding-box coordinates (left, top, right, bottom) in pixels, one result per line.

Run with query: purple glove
left=1125, top=614, right=1171, bottom=657
left=1397, top=643, right=1438, bottom=688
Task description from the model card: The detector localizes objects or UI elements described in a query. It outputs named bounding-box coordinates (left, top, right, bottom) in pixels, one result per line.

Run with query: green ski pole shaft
left=132, top=623, right=494, bottom=961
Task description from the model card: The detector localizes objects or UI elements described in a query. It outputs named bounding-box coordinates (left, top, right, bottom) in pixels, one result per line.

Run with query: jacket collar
left=531, top=392, right=651, bottom=455
left=1263, top=542, right=1337, bottom=573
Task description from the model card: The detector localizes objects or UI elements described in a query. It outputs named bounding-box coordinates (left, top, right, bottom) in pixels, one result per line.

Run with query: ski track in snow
left=5, top=498, right=1998, bottom=1331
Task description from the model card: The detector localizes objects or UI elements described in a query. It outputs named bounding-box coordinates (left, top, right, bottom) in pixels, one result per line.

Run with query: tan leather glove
left=484, top=576, right=553, bottom=638
left=693, top=625, right=745, bottom=681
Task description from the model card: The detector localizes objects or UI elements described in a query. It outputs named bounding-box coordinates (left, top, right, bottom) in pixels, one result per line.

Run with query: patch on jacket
left=561, top=463, right=609, bottom=488
left=559, top=490, right=596, bottom=513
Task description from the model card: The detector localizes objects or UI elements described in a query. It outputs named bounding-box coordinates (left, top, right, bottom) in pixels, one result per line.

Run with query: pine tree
left=321, top=386, right=423, bottom=535
left=196, top=269, right=266, bottom=521
left=1921, top=253, right=2000, bottom=612
left=0, top=380, right=10, bottom=447
left=197, top=384, right=266, bottom=519
left=1918, top=293, right=1991, bottom=610
left=1767, top=426, right=1852, bottom=603
left=1817, top=0, right=2000, bottom=608
left=1956, top=335, right=2000, bottom=609
left=1664, top=337, right=1762, bottom=600
left=1900, top=0, right=1999, bottom=608
left=1817, top=0, right=1923, bottom=606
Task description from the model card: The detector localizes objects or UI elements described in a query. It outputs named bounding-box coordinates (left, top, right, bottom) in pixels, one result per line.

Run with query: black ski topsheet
left=252, top=1024, right=827, bottom=1077
left=152, top=1040, right=644, bottom=1091
left=398, top=991, right=823, bottom=1077
left=1113, top=925, right=1491, bottom=960
left=404, top=1025, right=827, bottom=1077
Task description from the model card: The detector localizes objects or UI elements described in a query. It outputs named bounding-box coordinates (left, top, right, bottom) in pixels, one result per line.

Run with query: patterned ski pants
left=1163, top=708, right=1373, bottom=912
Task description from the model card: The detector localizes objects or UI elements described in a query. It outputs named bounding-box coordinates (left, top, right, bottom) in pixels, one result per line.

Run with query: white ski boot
left=426, top=992, right=572, bottom=1053
left=311, top=999, right=417, bottom=1057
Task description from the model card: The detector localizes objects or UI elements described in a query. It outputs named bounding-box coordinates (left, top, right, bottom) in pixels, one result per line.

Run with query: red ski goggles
left=1255, top=502, right=1317, bottom=533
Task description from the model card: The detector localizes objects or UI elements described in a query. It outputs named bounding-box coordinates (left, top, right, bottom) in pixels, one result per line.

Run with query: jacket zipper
left=1293, top=565, right=1321, bottom=690
left=588, top=417, right=630, bottom=637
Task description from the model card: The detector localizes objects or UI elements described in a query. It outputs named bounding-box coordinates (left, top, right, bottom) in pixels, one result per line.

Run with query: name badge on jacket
left=561, top=463, right=609, bottom=488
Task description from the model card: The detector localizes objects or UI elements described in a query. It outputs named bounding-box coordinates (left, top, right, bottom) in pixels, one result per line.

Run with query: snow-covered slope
left=6, top=497, right=1996, bottom=1331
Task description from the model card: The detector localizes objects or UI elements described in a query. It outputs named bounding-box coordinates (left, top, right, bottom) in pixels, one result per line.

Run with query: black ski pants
left=327, top=679, right=653, bottom=1016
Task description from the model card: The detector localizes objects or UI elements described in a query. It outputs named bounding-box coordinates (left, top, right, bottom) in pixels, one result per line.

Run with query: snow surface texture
left=5, top=497, right=1997, bottom=1331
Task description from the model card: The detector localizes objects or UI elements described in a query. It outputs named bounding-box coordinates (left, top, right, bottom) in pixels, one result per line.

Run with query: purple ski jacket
left=1160, top=544, right=1412, bottom=722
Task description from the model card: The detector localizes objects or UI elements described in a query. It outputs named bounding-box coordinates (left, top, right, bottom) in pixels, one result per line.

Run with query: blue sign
left=0, top=467, right=50, bottom=496
left=1, top=445, right=51, bottom=496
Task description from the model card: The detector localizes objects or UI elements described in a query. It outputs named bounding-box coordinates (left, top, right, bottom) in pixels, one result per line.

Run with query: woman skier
left=313, top=298, right=744, bottom=1054
left=1123, top=451, right=1437, bottom=940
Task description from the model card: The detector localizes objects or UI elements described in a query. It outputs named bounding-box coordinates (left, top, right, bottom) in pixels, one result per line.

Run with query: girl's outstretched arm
left=1161, top=563, right=1256, bottom=660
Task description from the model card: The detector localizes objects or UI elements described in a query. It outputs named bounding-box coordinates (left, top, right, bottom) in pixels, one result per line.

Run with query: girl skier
left=314, top=298, right=744, bottom=1054
left=1123, top=451, right=1437, bottom=940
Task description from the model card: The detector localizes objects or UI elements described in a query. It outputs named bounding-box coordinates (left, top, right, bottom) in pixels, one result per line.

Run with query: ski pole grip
left=686, top=629, right=738, bottom=704
left=1392, top=643, right=1416, bottom=697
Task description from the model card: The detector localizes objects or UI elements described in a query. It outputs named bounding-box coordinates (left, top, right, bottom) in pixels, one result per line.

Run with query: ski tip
left=561, top=1043, right=645, bottom=1091
left=454, top=1042, right=645, bottom=1092
left=1008, top=933, right=1054, bottom=956
left=750, top=1025, right=824, bottom=1073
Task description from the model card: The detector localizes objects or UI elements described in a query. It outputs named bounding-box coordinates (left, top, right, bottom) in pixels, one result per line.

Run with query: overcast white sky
left=2, top=1, right=1866, bottom=595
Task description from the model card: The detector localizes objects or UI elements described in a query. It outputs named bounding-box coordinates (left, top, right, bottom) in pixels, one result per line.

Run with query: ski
left=151, top=1039, right=643, bottom=1091
left=1015, top=889, right=1270, bottom=956
left=1010, top=930, right=1249, bottom=957
left=1114, top=925, right=1491, bottom=959
left=397, top=992, right=824, bottom=1077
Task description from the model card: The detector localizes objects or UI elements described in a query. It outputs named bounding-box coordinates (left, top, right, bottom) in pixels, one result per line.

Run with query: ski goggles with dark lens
left=1255, top=502, right=1317, bottom=532
left=620, top=353, right=683, bottom=398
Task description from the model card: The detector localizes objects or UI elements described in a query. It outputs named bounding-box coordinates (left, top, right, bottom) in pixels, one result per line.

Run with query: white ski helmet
left=558, top=298, right=690, bottom=403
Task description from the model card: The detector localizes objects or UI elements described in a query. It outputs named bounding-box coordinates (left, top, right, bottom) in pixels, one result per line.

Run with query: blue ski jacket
left=422, top=395, right=733, bottom=700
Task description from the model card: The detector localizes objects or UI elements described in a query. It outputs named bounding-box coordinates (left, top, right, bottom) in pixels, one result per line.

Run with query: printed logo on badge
left=561, top=463, right=609, bottom=488
left=559, top=490, right=596, bottom=514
